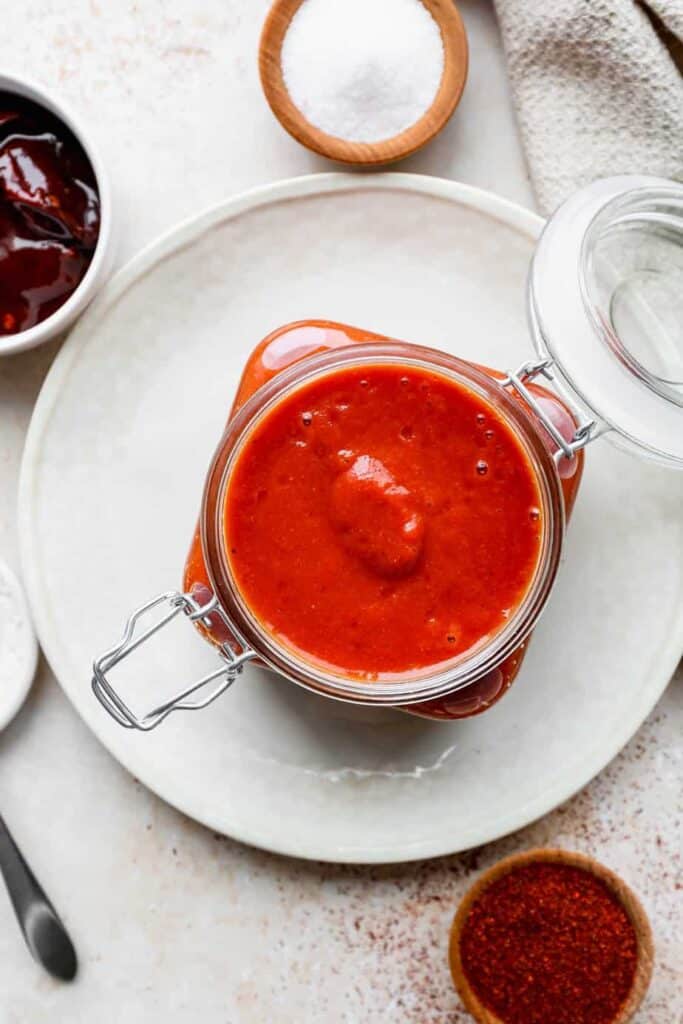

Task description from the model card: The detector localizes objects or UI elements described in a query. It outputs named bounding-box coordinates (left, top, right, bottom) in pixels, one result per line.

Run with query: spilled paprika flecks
left=458, top=861, right=638, bottom=1024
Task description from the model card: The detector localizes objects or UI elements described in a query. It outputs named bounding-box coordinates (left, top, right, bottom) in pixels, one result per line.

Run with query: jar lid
left=528, top=175, right=683, bottom=468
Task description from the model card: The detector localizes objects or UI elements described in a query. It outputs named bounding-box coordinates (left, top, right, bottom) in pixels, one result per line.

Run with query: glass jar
left=92, top=175, right=683, bottom=731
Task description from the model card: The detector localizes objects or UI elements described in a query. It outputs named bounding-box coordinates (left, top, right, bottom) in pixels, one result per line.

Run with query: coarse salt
left=281, top=0, right=445, bottom=144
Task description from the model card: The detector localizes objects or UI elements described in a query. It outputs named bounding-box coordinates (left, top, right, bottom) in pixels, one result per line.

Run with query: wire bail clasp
left=92, top=590, right=255, bottom=731
left=501, top=359, right=597, bottom=462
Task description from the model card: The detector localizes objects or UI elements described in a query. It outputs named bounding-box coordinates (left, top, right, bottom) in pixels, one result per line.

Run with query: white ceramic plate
left=19, top=174, right=683, bottom=863
left=0, top=558, right=38, bottom=731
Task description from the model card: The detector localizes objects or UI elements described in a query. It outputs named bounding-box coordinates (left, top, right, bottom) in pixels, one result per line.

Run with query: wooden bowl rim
left=258, top=0, right=469, bottom=166
left=449, top=848, right=655, bottom=1024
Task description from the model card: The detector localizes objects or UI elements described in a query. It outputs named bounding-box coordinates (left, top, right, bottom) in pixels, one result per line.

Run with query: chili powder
left=458, top=861, right=638, bottom=1024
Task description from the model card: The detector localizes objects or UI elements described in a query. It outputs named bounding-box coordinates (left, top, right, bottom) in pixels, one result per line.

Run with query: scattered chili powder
left=458, top=862, right=638, bottom=1024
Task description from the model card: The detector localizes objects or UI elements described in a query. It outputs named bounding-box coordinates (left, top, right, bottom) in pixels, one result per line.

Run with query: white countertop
left=0, top=2, right=680, bottom=1021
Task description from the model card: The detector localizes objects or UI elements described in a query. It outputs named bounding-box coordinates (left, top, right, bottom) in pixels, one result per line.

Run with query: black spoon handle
left=0, top=813, right=77, bottom=980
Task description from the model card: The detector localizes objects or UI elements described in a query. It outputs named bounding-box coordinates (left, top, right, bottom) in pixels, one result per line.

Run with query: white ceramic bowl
left=0, top=71, right=114, bottom=356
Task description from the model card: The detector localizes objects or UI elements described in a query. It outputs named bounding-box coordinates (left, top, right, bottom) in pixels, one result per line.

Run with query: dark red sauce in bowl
left=0, top=92, right=100, bottom=336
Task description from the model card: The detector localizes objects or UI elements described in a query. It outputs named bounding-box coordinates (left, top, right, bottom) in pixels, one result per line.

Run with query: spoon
left=0, top=561, right=75, bottom=978
left=0, top=813, right=77, bottom=980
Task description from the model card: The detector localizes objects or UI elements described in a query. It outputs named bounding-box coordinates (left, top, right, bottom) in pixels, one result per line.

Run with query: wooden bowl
left=449, top=848, right=654, bottom=1024
left=258, top=0, right=468, bottom=165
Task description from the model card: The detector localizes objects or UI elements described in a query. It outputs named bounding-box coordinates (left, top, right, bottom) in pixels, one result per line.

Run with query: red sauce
left=184, top=321, right=584, bottom=714
left=224, top=362, right=543, bottom=676
left=0, top=93, right=100, bottom=335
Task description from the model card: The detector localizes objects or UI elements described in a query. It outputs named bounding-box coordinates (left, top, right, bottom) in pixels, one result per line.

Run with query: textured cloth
left=492, top=0, right=683, bottom=213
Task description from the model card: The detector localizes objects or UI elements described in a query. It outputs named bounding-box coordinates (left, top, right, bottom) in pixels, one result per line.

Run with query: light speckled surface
left=0, top=2, right=681, bottom=1021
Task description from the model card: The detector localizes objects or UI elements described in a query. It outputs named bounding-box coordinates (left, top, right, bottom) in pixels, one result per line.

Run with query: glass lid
left=528, top=175, right=683, bottom=468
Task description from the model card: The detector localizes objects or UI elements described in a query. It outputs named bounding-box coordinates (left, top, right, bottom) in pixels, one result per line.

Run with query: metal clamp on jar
left=92, top=175, right=683, bottom=731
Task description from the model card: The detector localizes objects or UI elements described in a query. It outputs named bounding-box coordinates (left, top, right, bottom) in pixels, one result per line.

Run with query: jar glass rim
left=200, top=342, right=566, bottom=706
left=529, top=176, right=683, bottom=468
left=579, top=185, right=683, bottom=405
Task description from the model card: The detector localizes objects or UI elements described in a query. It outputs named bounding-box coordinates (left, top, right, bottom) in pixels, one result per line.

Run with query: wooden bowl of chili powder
left=449, top=848, right=654, bottom=1024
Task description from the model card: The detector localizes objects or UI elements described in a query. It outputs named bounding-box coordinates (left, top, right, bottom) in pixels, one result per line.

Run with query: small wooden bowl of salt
left=259, top=0, right=468, bottom=165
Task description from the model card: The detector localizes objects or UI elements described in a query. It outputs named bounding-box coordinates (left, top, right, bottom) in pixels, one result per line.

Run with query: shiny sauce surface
left=224, top=362, right=543, bottom=676
left=0, top=93, right=100, bottom=335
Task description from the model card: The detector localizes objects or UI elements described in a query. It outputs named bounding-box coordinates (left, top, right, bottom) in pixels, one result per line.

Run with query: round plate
left=0, top=558, right=38, bottom=731
left=19, top=174, right=683, bottom=863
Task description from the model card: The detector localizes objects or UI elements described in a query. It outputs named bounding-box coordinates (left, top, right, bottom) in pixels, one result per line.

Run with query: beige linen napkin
left=492, top=0, right=683, bottom=213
